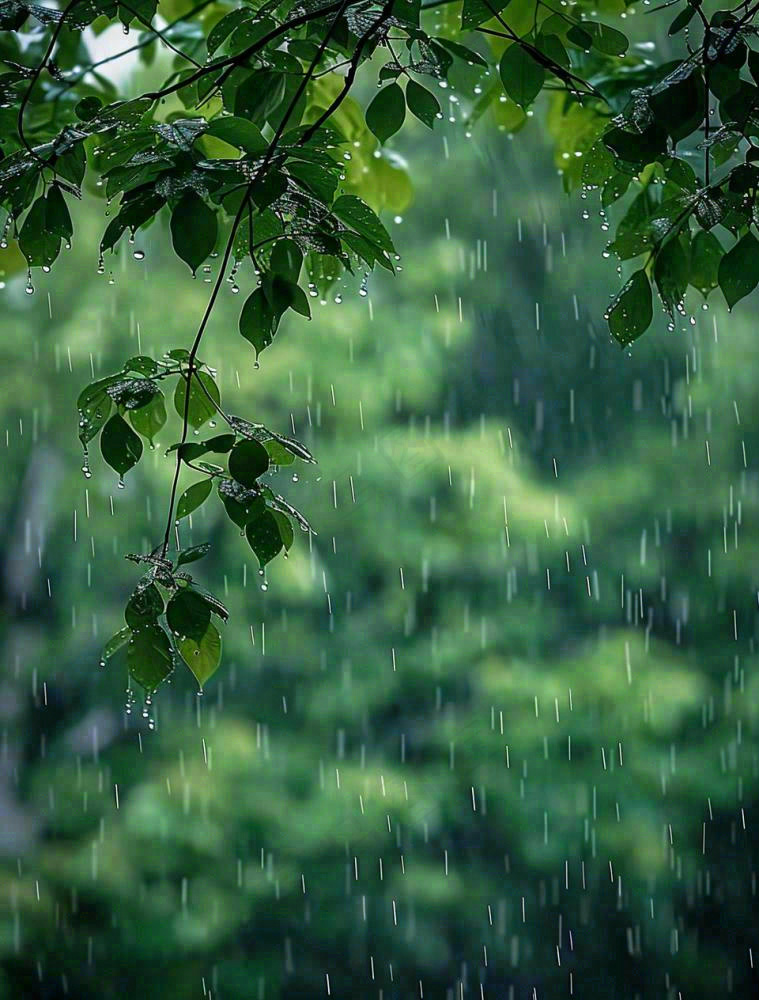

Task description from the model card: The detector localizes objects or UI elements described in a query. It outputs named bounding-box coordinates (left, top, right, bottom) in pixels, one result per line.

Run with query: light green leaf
left=177, top=621, right=222, bottom=689
left=173, top=371, right=220, bottom=430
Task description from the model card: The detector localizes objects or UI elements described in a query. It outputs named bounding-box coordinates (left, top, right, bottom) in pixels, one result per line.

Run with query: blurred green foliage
left=1, top=73, right=758, bottom=1000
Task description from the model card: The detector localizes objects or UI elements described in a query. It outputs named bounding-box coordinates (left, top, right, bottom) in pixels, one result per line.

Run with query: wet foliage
left=3, top=0, right=759, bottom=689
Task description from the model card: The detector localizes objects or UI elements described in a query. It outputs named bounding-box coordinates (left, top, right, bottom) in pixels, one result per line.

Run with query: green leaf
left=273, top=511, right=294, bottom=551
left=101, top=626, right=131, bottom=663
left=124, top=355, right=160, bottom=376
left=499, top=44, right=545, bottom=108
left=76, top=95, right=103, bottom=121
left=461, top=0, right=511, bottom=30
left=689, top=230, right=723, bottom=297
left=581, top=140, right=615, bottom=187
left=270, top=239, right=303, bottom=282
left=264, top=440, right=296, bottom=466
left=332, top=195, right=394, bottom=255
left=405, top=79, right=441, bottom=129
left=229, top=439, right=270, bottom=487
left=173, top=371, right=220, bottom=430
left=219, top=481, right=265, bottom=529
left=166, top=589, right=211, bottom=641
left=77, top=377, right=115, bottom=446
left=606, top=269, right=653, bottom=347
left=129, top=392, right=167, bottom=444
left=245, top=509, right=283, bottom=567
left=239, top=287, right=279, bottom=358
left=107, top=377, right=159, bottom=409
left=718, top=232, right=759, bottom=310
left=365, top=84, right=406, bottom=144
left=654, top=235, right=690, bottom=315
left=127, top=623, right=173, bottom=693
left=45, top=185, right=73, bottom=240
left=176, top=542, right=212, bottom=566
left=668, top=6, right=696, bottom=35
left=233, top=69, right=286, bottom=125
left=205, top=115, right=267, bottom=153
left=100, top=413, right=143, bottom=477
left=125, top=583, right=164, bottom=628
left=176, top=479, right=213, bottom=520
left=170, top=191, right=217, bottom=274
left=19, top=193, right=62, bottom=267
left=177, top=622, right=222, bottom=689
left=583, top=22, right=628, bottom=56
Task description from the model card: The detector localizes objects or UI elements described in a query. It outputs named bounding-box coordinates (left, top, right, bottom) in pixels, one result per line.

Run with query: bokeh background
left=1, top=20, right=759, bottom=1000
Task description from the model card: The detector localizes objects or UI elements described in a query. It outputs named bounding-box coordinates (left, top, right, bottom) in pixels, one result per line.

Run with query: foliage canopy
left=3, top=0, right=759, bottom=693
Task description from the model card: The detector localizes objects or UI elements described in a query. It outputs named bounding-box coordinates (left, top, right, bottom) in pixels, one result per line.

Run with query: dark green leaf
left=405, top=79, right=441, bottom=129
left=365, top=84, right=406, bottom=144
left=669, top=6, right=696, bottom=35
left=718, top=232, right=759, bottom=310
left=102, top=626, right=131, bottom=663
left=127, top=623, right=173, bottom=693
left=584, top=22, right=628, bottom=56
left=100, top=413, right=143, bottom=477
left=654, top=235, right=690, bottom=315
left=332, top=195, right=394, bottom=255
left=499, top=44, right=545, bottom=108
left=176, top=479, right=213, bottom=520
left=170, top=191, right=217, bottom=274
left=166, top=588, right=211, bottom=641
left=176, top=542, right=212, bottom=566
left=125, top=583, right=163, bottom=628
left=129, top=392, right=167, bottom=444
left=689, top=230, right=723, bottom=297
left=270, top=238, right=303, bottom=282
left=234, top=70, right=286, bottom=125
left=229, top=439, right=270, bottom=487
left=245, top=509, right=283, bottom=567
left=239, top=287, right=279, bottom=358
left=77, top=377, right=115, bottom=446
left=607, top=269, right=653, bottom=346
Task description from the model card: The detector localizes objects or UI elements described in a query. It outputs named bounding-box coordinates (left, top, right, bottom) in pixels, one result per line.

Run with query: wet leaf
left=100, top=413, right=143, bottom=477
left=170, top=191, right=217, bottom=273
left=127, top=623, right=173, bottom=693
left=176, top=542, right=212, bottom=566
left=718, top=231, right=759, bottom=309
left=176, top=479, right=213, bottom=520
left=173, top=371, right=220, bottom=430
left=245, top=509, right=283, bottom=567
left=405, top=80, right=440, bottom=129
left=166, top=588, right=211, bottom=641
left=125, top=583, right=164, bottom=627
left=229, top=438, right=270, bottom=487
left=499, top=44, right=545, bottom=108
left=177, top=621, right=222, bottom=689
left=607, top=269, right=653, bottom=346
left=365, top=83, right=406, bottom=144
